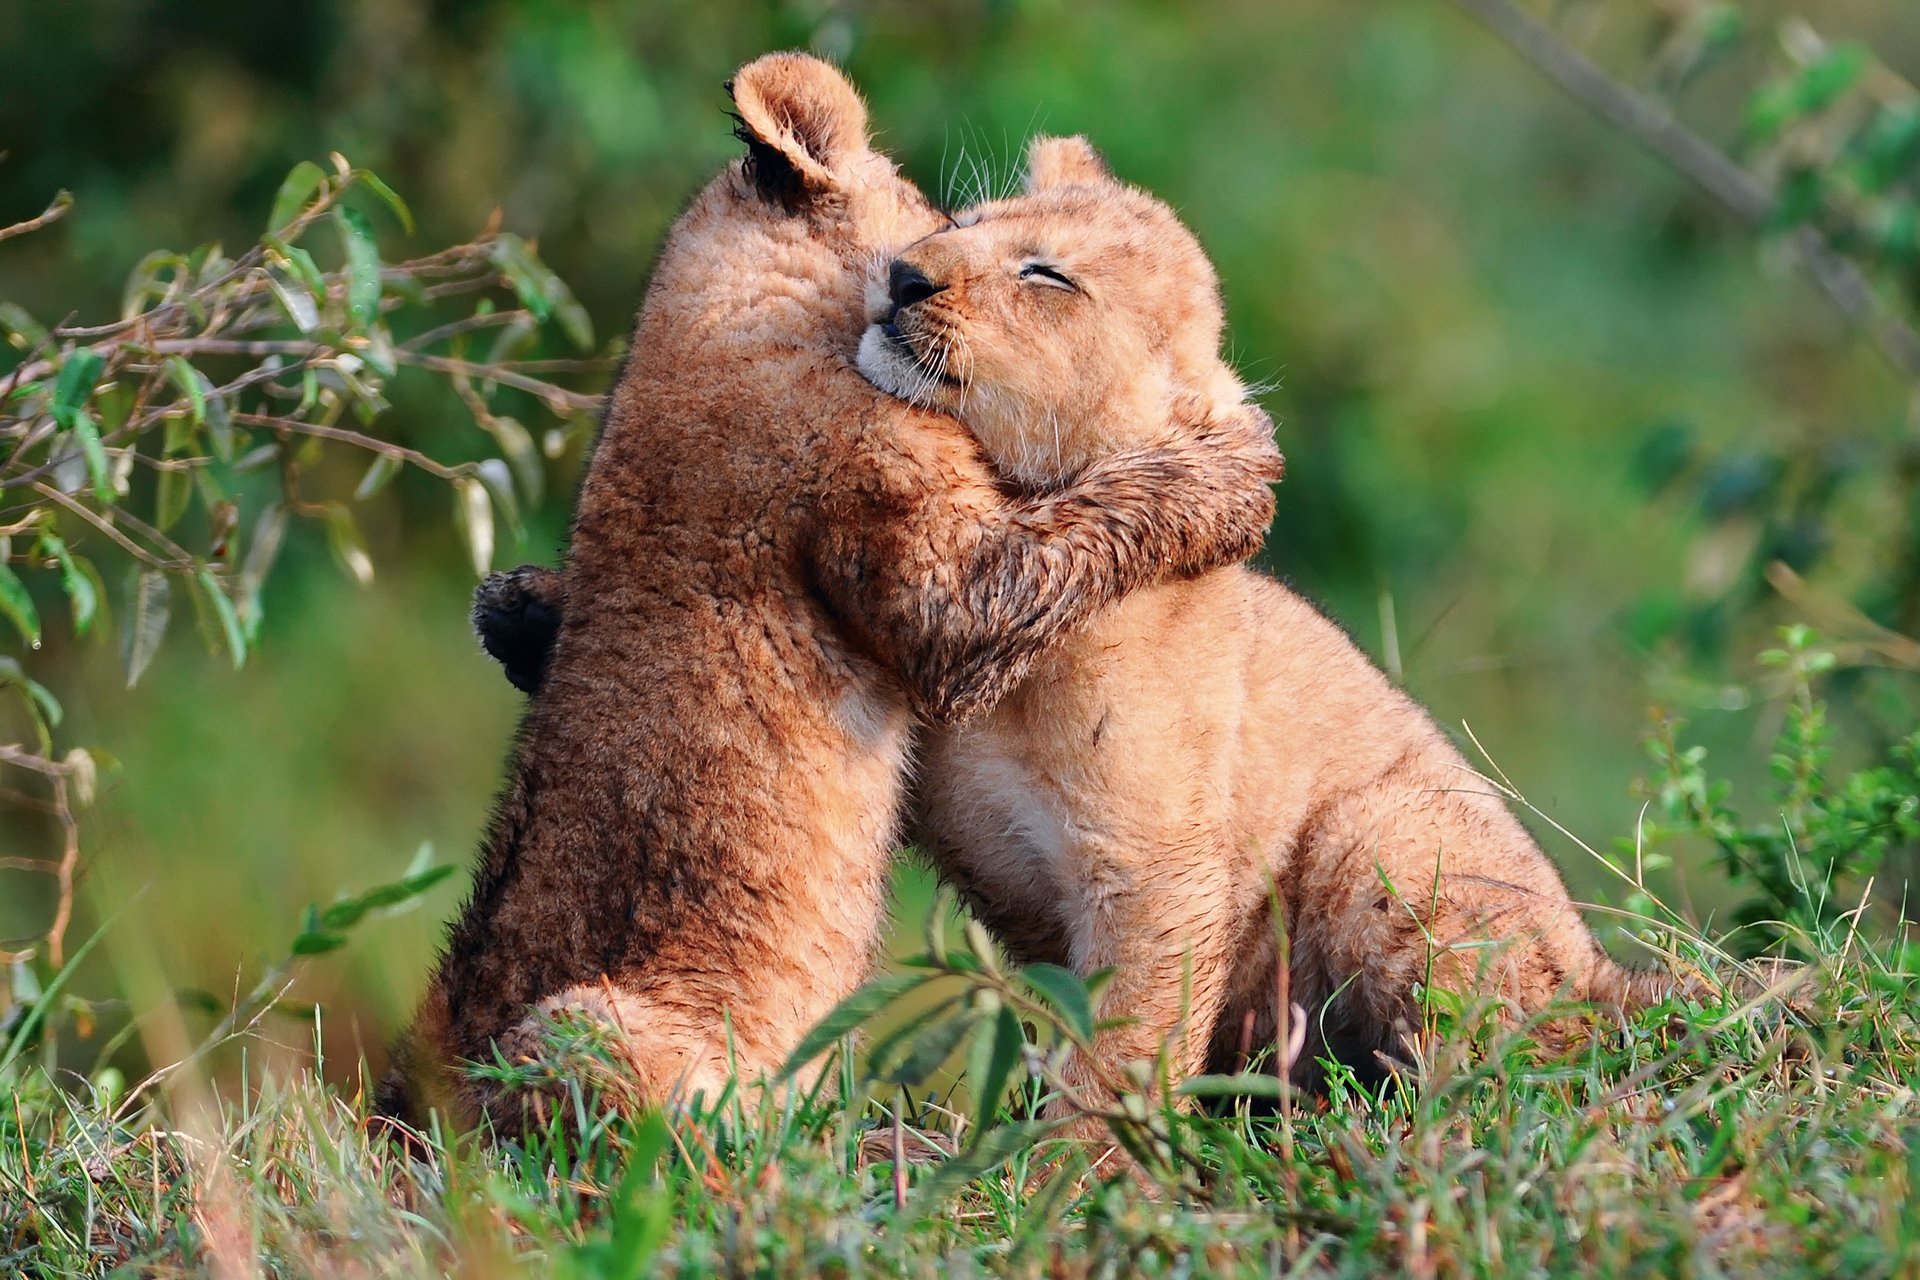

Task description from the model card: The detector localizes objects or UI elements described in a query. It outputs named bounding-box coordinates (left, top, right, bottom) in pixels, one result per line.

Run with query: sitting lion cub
left=859, top=136, right=1667, bottom=1101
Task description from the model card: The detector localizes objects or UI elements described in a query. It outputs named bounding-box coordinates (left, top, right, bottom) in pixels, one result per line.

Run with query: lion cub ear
left=727, top=52, right=871, bottom=205
left=1023, top=135, right=1112, bottom=193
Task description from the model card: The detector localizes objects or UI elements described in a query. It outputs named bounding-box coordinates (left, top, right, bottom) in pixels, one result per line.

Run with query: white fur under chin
left=855, top=326, right=928, bottom=403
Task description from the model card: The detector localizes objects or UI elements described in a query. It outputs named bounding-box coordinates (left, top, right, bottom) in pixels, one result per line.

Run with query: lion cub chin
left=859, top=134, right=1668, bottom=1106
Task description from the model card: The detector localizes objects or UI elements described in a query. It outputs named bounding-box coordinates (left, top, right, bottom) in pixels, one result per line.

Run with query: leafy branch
left=1445, top=0, right=1920, bottom=383
left=0, top=155, right=609, bottom=994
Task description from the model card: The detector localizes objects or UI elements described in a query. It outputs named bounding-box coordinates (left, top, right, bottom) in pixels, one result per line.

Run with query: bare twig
left=400, top=309, right=537, bottom=352
left=29, top=482, right=194, bottom=571
left=232, top=413, right=469, bottom=481
left=141, top=338, right=317, bottom=359
left=393, top=350, right=603, bottom=412
left=1443, top=0, right=1920, bottom=384
left=0, top=191, right=74, bottom=245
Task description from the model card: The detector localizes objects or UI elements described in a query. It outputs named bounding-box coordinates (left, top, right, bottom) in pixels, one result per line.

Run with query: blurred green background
left=2, top=0, right=1915, bottom=1080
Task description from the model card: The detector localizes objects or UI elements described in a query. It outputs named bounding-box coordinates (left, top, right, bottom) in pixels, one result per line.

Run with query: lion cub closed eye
left=860, top=135, right=1669, bottom=1106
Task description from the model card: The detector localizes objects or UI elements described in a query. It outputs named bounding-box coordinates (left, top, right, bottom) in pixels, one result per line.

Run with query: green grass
left=5, top=914, right=1916, bottom=1279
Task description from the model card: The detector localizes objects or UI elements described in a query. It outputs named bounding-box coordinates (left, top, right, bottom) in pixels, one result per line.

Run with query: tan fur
left=380, top=64, right=1281, bottom=1132
left=863, top=137, right=1665, bottom=1108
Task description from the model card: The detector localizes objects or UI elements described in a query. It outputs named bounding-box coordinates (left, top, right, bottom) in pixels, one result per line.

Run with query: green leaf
left=69, top=409, right=114, bottom=505
left=1174, top=1072, right=1288, bottom=1100
left=967, top=1004, right=1026, bottom=1143
left=1858, top=105, right=1920, bottom=192
left=120, top=251, right=189, bottom=320
left=267, top=269, right=321, bottom=334
left=47, top=350, right=115, bottom=503
left=863, top=996, right=964, bottom=1082
left=1769, top=166, right=1825, bottom=232
left=400, top=864, right=457, bottom=896
left=474, top=457, right=521, bottom=534
left=268, top=160, right=328, bottom=233
left=0, top=562, right=41, bottom=649
left=488, top=234, right=592, bottom=347
left=776, top=971, right=929, bottom=1081
left=329, top=866, right=456, bottom=922
left=155, top=470, right=191, bottom=533
left=121, top=569, right=171, bottom=687
left=0, top=301, right=49, bottom=352
left=237, top=501, right=288, bottom=637
left=164, top=355, right=207, bottom=425
left=0, top=658, right=61, bottom=753
left=1793, top=43, right=1870, bottom=117
left=1021, top=963, right=1096, bottom=1041
left=351, top=168, right=415, bottom=235
left=907, top=1120, right=1056, bottom=1211
left=353, top=451, right=402, bottom=500
left=290, top=931, right=348, bottom=956
left=882, top=1008, right=979, bottom=1086
left=38, top=531, right=96, bottom=636
left=318, top=898, right=370, bottom=930
left=335, top=205, right=382, bottom=329
left=452, top=477, right=494, bottom=578
left=490, top=234, right=553, bottom=323
left=322, top=503, right=375, bottom=587
left=1748, top=43, right=1871, bottom=138
left=195, top=567, right=247, bottom=669
left=267, top=238, right=328, bottom=298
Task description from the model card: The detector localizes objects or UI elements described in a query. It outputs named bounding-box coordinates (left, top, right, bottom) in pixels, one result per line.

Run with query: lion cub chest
left=920, top=578, right=1253, bottom=912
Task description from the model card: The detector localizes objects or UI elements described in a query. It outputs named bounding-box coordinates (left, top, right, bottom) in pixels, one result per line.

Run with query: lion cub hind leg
left=1289, top=760, right=1650, bottom=1080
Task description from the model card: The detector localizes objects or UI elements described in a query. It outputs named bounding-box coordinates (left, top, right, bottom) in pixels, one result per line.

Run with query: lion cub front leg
left=1046, top=840, right=1242, bottom=1149
left=813, top=410, right=1280, bottom=726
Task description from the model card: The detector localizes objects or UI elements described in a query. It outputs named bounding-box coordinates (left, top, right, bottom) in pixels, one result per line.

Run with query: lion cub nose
left=887, top=260, right=945, bottom=310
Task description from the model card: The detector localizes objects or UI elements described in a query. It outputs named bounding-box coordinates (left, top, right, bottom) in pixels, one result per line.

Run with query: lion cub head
left=857, top=135, right=1267, bottom=487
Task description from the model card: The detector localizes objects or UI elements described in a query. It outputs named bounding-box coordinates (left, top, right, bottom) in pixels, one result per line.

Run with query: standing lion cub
left=382, top=60, right=1281, bottom=1133
left=862, top=136, right=1667, bottom=1100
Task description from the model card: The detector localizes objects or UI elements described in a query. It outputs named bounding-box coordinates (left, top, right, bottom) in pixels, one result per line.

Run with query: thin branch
left=393, top=350, right=604, bottom=412
left=499, top=357, right=619, bottom=374
left=0, top=745, right=67, bottom=777
left=28, top=483, right=193, bottom=571
left=0, top=191, right=74, bottom=244
left=140, top=338, right=317, bottom=358
left=401, top=309, right=536, bottom=352
left=105, top=496, right=201, bottom=569
left=1443, top=0, right=1920, bottom=385
left=230, top=413, right=468, bottom=480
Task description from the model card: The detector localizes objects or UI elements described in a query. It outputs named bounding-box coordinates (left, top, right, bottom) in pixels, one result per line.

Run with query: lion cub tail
left=1586, top=959, right=1675, bottom=1013
left=1588, top=953, right=1802, bottom=1013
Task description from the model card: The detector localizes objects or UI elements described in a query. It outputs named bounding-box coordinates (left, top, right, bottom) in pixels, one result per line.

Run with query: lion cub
left=859, top=136, right=1666, bottom=1099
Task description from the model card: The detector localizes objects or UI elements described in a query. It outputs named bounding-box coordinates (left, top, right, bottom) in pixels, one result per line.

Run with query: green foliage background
left=2, top=0, right=1916, bottom=1079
